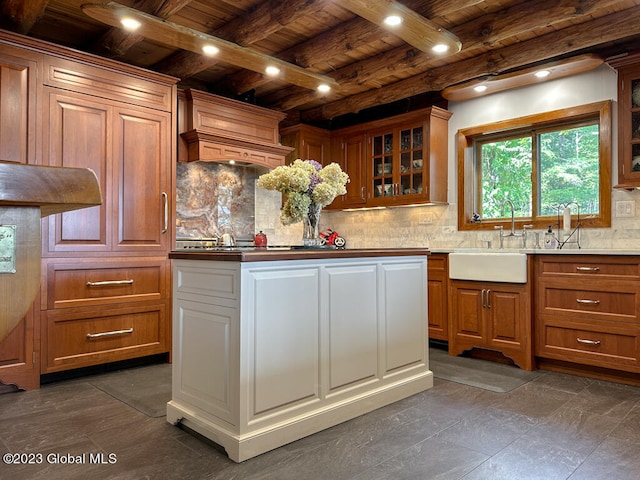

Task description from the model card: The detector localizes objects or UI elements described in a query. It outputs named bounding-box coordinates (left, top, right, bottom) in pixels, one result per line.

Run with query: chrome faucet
left=502, top=200, right=517, bottom=236
left=494, top=200, right=530, bottom=248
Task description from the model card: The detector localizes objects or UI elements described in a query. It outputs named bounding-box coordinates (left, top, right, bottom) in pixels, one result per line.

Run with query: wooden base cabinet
left=40, top=257, right=171, bottom=373
left=449, top=280, right=533, bottom=370
left=42, top=301, right=168, bottom=373
left=428, top=253, right=449, bottom=341
left=535, top=255, right=640, bottom=373
left=0, top=303, right=39, bottom=390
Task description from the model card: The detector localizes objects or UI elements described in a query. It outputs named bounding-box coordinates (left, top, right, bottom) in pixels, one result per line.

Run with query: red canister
left=254, top=230, right=268, bottom=247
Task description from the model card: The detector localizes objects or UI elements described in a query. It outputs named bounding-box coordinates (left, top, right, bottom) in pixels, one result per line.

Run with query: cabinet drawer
left=46, top=260, right=168, bottom=309
left=538, top=318, right=639, bottom=369
left=43, top=302, right=168, bottom=372
left=538, top=278, right=639, bottom=323
left=537, top=255, right=640, bottom=279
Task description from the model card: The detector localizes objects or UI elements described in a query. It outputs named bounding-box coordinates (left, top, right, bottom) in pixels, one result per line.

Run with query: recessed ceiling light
left=432, top=43, right=449, bottom=53
left=473, top=85, right=488, bottom=93
left=383, top=15, right=403, bottom=27
left=535, top=69, right=551, bottom=78
left=202, top=45, right=219, bottom=56
left=317, top=84, right=331, bottom=93
left=265, top=66, right=280, bottom=76
left=120, top=17, right=141, bottom=31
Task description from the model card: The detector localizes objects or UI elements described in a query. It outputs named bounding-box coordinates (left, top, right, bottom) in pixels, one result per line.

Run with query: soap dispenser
left=544, top=225, right=557, bottom=249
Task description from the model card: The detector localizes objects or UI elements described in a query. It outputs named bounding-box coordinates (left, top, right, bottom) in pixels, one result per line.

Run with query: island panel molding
left=168, top=250, right=431, bottom=462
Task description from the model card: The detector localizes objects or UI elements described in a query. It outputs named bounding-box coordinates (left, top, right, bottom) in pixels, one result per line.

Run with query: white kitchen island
left=167, top=248, right=431, bottom=462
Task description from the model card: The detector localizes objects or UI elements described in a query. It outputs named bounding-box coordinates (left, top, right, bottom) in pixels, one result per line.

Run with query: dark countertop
left=169, top=247, right=430, bottom=262
left=429, top=248, right=640, bottom=255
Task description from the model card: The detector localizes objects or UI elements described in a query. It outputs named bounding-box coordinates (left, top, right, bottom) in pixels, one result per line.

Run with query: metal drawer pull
left=577, top=337, right=601, bottom=346
left=86, top=279, right=134, bottom=287
left=162, top=191, right=168, bottom=234
left=576, top=298, right=600, bottom=305
left=576, top=266, right=599, bottom=272
left=86, top=328, right=134, bottom=339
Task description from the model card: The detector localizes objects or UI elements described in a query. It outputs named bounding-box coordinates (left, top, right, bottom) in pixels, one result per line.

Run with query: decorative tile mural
left=176, top=162, right=256, bottom=240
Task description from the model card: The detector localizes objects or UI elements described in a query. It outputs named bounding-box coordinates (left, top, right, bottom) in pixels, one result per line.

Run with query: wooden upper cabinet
left=337, top=133, right=367, bottom=208
left=112, top=105, right=171, bottom=253
left=0, top=44, right=41, bottom=165
left=324, top=107, right=451, bottom=210
left=610, top=53, right=640, bottom=189
left=280, top=124, right=331, bottom=165
left=42, top=90, right=109, bottom=253
left=364, top=108, right=451, bottom=206
left=42, top=89, right=171, bottom=255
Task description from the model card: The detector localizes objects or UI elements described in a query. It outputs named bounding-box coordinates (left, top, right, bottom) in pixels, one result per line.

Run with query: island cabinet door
left=243, top=266, right=321, bottom=420
left=324, top=263, right=378, bottom=392
left=379, top=260, right=428, bottom=374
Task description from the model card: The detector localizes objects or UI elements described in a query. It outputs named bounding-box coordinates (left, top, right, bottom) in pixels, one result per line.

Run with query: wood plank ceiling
left=2, top=0, right=640, bottom=128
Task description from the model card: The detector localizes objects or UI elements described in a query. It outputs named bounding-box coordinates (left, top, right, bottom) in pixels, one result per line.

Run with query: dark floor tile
left=65, top=397, right=147, bottom=435
left=461, top=437, right=585, bottom=480
left=433, top=405, right=536, bottom=456
left=562, top=379, right=640, bottom=419
left=0, top=436, right=105, bottom=480
left=0, top=406, right=88, bottom=453
left=352, top=437, right=488, bottom=480
left=568, top=436, right=640, bottom=480
left=523, top=404, right=618, bottom=457
left=490, top=382, right=577, bottom=422
left=527, top=371, right=593, bottom=394
left=0, top=382, right=103, bottom=420
left=607, top=403, right=640, bottom=443
left=2, top=360, right=640, bottom=480
left=89, top=415, right=180, bottom=453
left=98, top=432, right=227, bottom=480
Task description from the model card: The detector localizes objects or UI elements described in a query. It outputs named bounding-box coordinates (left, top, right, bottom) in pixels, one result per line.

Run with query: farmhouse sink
left=448, top=250, right=527, bottom=283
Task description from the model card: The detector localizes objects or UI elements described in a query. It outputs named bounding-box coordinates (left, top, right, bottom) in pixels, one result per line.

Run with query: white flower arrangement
left=257, top=159, right=349, bottom=225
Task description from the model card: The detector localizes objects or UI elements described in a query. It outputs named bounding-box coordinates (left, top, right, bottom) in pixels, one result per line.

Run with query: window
left=457, top=101, right=611, bottom=231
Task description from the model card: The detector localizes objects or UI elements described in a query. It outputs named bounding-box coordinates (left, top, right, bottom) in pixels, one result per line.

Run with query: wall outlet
left=615, top=200, right=635, bottom=218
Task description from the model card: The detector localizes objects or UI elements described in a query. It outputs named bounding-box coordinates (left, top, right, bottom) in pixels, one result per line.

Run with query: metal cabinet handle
left=86, top=279, right=134, bottom=287
left=577, top=337, right=601, bottom=346
left=162, top=192, right=168, bottom=234
left=481, top=289, right=491, bottom=308
left=361, top=187, right=365, bottom=200
left=86, top=328, right=134, bottom=339
left=576, top=266, right=599, bottom=272
left=576, top=298, right=600, bottom=305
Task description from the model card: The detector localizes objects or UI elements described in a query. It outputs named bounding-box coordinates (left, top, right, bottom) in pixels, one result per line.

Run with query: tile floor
left=1, top=359, right=640, bottom=480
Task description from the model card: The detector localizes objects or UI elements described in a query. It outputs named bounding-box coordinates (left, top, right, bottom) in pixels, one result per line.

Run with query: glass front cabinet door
left=369, top=124, right=426, bottom=205
left=611, top=53, right=640, bottom=189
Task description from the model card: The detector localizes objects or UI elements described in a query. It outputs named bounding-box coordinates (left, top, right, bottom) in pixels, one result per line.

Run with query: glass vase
left=302, top=203, right=322, bottom=247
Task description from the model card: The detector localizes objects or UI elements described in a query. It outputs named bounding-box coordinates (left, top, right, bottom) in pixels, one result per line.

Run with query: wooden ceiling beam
left=90, top=0, right=194, bottom=57
left=0, top=0, right=50, bottom=34
left=337, top=0, right=461, bottom=54
left=262, top=0, right=630, bottom=114
left=300, top=4, right=640, bottom=122
left=151, top=0, right=325, bottom=79
left=82, top=1, right=337, bottom=91
left=222, top=0, right=485, bottom=96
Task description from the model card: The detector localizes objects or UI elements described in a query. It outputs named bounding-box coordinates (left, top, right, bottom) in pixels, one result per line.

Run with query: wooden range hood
left=179, top=89, right=293, bottom=169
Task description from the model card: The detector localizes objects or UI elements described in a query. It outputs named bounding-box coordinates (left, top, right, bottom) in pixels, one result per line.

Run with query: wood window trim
left=457, top=100, right=612, bottom=232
